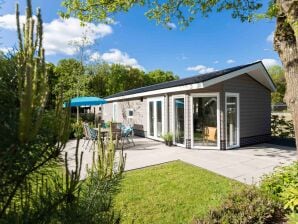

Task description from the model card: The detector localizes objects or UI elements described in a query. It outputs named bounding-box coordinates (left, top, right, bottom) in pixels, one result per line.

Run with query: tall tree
left=46, top=62, right=58, bottom=109
left=54, top=58, right=90, bottom=102
left=62, top=0, right=298, bottom=154
left=146, top=69, right=179, bottom=85
left=87, top=63, right=110, bottom=97
left=87, top=63, right=178, bottom=97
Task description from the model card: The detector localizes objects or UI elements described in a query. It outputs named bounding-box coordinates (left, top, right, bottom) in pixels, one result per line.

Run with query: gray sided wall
left=222, top=75, right=271, bottom=147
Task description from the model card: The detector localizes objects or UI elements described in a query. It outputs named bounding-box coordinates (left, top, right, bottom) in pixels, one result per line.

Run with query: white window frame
left=112, top=102, right=118, bottom=121
left=190, top=92, right=220, bottom=150
left=147, top=97, right=165, bottom=141
left=225, top=92, right=240, bottom=149
left=172, top=94, right=186, bottom=147
left=127, top=108, right=134, bottom=119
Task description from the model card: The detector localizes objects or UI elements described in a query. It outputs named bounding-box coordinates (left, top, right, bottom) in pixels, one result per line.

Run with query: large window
left=226, top=93, right=239, bottom=149
left=149, top=101, right=154, bottom=136
left=173, top=97, right=185, bottom=145
left=192, top=94, right=219, bottom=148
left=156, top=101, right=162, bottom=138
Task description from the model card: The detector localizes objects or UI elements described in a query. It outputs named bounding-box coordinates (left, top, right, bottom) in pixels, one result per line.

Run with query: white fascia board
left=106, top=82, right=203, bottom=102
left=106, top=62, right=276, bottom=102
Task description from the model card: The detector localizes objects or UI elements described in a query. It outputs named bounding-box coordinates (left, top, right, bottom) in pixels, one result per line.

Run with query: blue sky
left=0, top=0, right=280, bottom=78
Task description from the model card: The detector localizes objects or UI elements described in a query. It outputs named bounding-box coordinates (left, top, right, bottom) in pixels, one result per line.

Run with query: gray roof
left=105, top=61, right=268, bottom=99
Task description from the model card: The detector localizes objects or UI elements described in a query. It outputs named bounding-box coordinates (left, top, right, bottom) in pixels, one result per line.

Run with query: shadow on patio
left=230, top=143, right=296, bottom=161
left=121, top=136, right=163, bottom=151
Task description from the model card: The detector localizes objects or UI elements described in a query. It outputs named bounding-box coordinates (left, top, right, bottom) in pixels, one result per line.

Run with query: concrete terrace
left=65, top=137, right=297, bottom=184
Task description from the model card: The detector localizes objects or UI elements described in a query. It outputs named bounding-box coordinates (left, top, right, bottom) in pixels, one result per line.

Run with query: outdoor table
left=93, top=128, right=109, bottom=138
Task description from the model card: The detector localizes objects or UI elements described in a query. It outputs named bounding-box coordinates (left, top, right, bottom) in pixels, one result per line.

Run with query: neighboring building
left=102, top=61, right=276, bottom=150
left=272, top=102, right=288, bottom=112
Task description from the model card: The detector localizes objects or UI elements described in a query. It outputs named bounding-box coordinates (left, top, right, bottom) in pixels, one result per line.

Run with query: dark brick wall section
left=220, top=135, right=271, bottom=150
left=133, top=129, right=146, bottom=137
left=240, top=134, right=271, bottom=147
left=220, top=140, right=226, bottom=150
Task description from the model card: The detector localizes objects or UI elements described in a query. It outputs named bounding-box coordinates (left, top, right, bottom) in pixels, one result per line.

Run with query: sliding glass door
left=149, top=101, right=154, bottom=137
left=226, top=93, right=239, bottom=149
left=156, top=101, right=163, bottom=138
left=173, top=96, right=185, bottom=146
left=148, top=97, right=164, bottom=139
left=191, top=93, right=219, bottom=149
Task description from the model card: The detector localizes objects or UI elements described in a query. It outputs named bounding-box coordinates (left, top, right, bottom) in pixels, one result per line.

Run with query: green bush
left=260, top=162, right=298, bottom=213
left=287, top=212, right=298, bottom=224
left=195, top=186, right=285, bottom=224
left=271, top=115, right=295, bottom=138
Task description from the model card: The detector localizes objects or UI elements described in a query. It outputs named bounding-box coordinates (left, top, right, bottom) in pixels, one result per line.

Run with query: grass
left=114, top=160, right=242, bottom=224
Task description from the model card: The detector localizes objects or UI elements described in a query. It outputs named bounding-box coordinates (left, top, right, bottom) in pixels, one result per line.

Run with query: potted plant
left=162, top=132, right=173, bottom=146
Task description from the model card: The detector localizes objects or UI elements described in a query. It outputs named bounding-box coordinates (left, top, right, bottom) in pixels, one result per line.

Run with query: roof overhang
left=106, top=62, right=276, bottom=102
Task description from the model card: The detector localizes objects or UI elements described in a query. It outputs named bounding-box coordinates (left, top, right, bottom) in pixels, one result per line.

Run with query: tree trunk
left=274, top=0, right=298, bottom=157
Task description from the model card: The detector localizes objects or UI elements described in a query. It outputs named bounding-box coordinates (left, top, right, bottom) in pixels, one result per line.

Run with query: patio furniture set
left=82, top=122, right=135, bottom=150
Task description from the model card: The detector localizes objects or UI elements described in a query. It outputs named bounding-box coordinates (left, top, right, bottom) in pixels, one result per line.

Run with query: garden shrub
left=260, top=161, right=298, bottom=221
left=194, top=186, right=285, bottom=224
left=0, top=1, right=125, bottom=223
left=271, top=115, right=295, bottom=138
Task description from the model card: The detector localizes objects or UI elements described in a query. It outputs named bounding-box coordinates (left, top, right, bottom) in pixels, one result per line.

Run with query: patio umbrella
left=65, top=96, right=107, bottom=122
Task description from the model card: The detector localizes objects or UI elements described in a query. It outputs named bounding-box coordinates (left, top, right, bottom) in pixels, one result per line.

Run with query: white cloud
left=0, top=14, right=113, bottom=55
left=0, top=14, right=24, bottom=30
left=0, top=47, right=13, bottom=54
left=89, top=52, right=101, bottom=61
left=166, top=22, right=176, bottom=29
left=187, top=65, right=216, bottom=74
left=213, top=60, right=219, bottom=64
left=266, top=32, right=274, bottom=43
left=90, top=49, right=144, bottom=70
left=261, top=58, right=280, bottom=68
left=226, top=59, right=235, bottom=64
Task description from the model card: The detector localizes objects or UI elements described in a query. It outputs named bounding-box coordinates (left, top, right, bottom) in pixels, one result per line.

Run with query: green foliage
left=54, top=58, right=90, bottom=102
left=61, top=0, right=263, bottom=28
left=1, top=124, right=125, bottom=223
left=268, top=65, right=286, bottom=104
left=16, top=2, right=48, bottom=144
left=104, top=64, right=146, bottom=96
left=0, top=53, right=18, bottom=149
left=46, top=63, right=58, bottom=109
left=271, top=115, right=295, bottom=138
left=0, top=1, right=70, bottom=218
left=146, top=69, right=179, bottom=85
left=287, top=212, right=298, bottom=224
left=162, top=132, right=173, bottom=142
left=87, top=63, right=110, bottom=97
left=71, top=120, right=84, bottom=138
left=87, top=63, right=179, bottom=97
left=260, top=162, right=298, bottom=214
left=0, top=1, right=124, bottom=223
left=196, top=186, right=286, bottom=224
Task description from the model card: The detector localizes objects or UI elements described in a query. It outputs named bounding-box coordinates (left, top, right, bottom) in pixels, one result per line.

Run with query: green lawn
left=114, top=161, right=242, bottom=224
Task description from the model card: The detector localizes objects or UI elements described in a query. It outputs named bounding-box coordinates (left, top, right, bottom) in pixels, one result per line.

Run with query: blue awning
left=64, top=96, right=107, bottom=107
